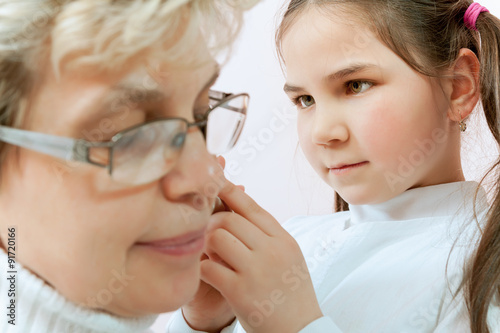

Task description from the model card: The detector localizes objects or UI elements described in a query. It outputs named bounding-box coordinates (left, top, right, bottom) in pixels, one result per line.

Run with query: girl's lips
left=135, top=228, right=206, bottom=256
left=329, top=161, right=369, bottom=175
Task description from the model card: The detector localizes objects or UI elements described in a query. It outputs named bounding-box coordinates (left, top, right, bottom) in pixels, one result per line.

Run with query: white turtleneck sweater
left=167, top=181, right=500, bottom=332
left=0, top=249, right=157, bottom=332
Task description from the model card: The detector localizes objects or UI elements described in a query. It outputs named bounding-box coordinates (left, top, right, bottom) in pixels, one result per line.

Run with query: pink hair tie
left=464, top=2, right=489, bottom=31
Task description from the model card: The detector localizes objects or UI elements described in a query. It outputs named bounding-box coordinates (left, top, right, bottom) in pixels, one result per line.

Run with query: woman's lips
left=135, top=228, right=206, bottom=256
left=329, top=161, right=369, bottom=175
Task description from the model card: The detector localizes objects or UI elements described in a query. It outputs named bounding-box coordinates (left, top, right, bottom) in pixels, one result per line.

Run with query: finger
left=217, top=178, right=281, bottom=236
left=200, top=257, right=237, bottom=293
left=209, top=211, right=263, bottom=250
left=213, top=186, right=244, bottom=213
left=205, top=227, right=251, bottom=272
left=205, top=252, right=232, bottom=270
left=217, top=155, right=226, bottom=169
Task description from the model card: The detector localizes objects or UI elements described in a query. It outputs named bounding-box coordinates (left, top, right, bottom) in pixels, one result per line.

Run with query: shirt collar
left=349, top=181, right=488, bottom=224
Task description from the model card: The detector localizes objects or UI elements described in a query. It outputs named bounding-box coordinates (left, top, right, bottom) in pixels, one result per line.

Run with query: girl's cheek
left=355, top=100, right=409, bottom=161
left=297, top=114, right=310, bottom=145
left=297, top=117, right=318, bottom=159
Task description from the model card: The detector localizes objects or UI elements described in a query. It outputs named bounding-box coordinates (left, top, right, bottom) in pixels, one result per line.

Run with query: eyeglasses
left=0, top=90, right=249, bottom=185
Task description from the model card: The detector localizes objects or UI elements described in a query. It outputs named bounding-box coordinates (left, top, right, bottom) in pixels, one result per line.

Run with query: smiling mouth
left=135, top=228, right=206, bottom=256
left=329, top=161, right=368, bottom=174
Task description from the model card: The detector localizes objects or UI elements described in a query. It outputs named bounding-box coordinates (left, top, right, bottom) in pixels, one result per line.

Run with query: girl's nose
left=310, top=106, right=349, bottom=147
left=159, top=127, right=224, bottom=210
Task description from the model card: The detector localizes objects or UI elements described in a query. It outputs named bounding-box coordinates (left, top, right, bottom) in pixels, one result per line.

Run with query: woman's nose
left=310, top=106, right=349, bottom=147
left=160, top=128, right=224, bottom=209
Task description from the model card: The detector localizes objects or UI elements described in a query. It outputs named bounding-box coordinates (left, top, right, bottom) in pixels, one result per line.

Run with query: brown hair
left=277, top=1, right=500, bottom=332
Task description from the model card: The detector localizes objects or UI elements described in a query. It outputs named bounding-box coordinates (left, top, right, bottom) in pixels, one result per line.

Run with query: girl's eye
left=347, top=81, right=373, bottom=94
left=295, top=95, right=315, bottom=109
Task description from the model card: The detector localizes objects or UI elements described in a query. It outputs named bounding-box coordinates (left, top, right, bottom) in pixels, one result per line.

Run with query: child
left=0, top=0, right=257, bottom=332
left=167, top=0, right=500, bottom=332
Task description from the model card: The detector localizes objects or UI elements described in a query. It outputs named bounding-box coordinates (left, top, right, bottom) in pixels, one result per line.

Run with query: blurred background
left=152, top=0, right=500, bottom=331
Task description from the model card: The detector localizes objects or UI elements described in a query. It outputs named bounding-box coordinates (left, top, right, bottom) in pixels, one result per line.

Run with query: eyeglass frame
left=0, top=89, right=248, bottom=179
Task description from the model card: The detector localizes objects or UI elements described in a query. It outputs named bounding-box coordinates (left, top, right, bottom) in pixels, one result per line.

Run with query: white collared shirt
left=167, top=181, right=499, bottom=333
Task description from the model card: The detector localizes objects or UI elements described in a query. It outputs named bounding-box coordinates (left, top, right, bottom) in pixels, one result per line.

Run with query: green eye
left=298, top=95, right=315, bottom=108
left=348, top=81, right=372, bottom=94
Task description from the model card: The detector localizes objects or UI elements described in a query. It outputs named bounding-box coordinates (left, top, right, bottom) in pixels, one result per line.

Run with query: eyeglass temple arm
left=208, top=90, right=231, bottom=101
left=0, top=125, right=93, bottom=163
left=208, top=91, right=247, bottom=114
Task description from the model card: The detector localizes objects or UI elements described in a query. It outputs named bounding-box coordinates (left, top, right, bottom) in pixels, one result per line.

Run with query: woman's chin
left=136, top=269, right=201, bottom=315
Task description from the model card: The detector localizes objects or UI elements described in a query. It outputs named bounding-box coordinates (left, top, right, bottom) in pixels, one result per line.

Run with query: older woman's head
left=0, top=0, right=255, bottom=317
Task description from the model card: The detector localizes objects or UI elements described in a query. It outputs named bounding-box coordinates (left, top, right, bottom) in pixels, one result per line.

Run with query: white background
left=152, top=0, right=500, bottom=331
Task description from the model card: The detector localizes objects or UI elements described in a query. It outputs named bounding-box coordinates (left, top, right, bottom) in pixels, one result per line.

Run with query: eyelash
left=291, top=96, right=312, bottom=110
left=346, top=80, right=374, bottom=95
left=290, top=80, right=374, bottom=110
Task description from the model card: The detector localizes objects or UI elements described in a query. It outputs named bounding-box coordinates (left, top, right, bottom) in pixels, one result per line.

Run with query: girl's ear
left=447, top=48, right=481, bottom=122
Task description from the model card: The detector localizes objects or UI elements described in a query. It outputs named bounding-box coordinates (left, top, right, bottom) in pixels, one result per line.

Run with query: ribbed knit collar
left=349, top=181, right=488, bottom=225
left=0, top=249, right=157, bottom=333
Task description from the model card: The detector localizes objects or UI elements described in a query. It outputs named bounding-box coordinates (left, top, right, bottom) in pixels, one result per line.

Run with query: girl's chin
left=336, top=188, right=388, bottom=206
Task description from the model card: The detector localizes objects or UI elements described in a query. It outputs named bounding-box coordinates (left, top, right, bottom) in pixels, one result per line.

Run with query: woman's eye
left=295, top=95, right=315, bottom=108
left=347, top=81, right=372, bottom=94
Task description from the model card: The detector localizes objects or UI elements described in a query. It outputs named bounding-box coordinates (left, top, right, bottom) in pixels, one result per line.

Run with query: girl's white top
left=167, top=181, right=500, bottom=332
left=0, top=248, right=157, bottom=332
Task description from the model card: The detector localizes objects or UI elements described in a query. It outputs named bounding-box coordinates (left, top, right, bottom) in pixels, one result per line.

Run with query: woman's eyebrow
left=76, top=84, right=165, bottom=128
left=82, top=65, right=220, bottom=124
left=106, top=84, right=166, bottom=107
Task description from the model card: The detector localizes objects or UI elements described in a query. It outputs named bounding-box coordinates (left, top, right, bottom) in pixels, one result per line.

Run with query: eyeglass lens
left=110, top=94, right=248, bottom=185
left=206, top=95, right=247, bottom=155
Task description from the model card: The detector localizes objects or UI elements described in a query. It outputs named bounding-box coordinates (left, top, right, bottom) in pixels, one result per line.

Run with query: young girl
left=167, top=0, right=500, bottom=332
left=0, top=0, right=257, bottom=332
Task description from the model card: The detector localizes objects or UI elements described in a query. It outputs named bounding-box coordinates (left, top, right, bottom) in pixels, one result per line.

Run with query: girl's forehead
left=282, top=9, right=390, bottom=76
left=283, top=7, right=376, bottom=57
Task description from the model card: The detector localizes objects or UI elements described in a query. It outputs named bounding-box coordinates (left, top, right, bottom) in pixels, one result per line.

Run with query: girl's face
left=282, top=8, right=463, bottom=205
left=0, top=59, right=223, bottom=316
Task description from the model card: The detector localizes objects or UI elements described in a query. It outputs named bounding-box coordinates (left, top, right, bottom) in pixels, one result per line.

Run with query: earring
left=459, top=120, right=467, bottom=132
left=458, top=110, right=467, bottom=132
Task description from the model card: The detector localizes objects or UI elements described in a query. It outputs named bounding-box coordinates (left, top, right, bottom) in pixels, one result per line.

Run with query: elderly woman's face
left=0, top=59, right=223, bottom=316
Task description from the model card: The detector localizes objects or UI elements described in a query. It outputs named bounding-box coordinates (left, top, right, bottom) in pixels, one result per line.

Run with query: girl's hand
left=202, top=179, right=323, bottom=333
left=181, top=156, right=236, bottom=332
left=181, top=254, right=236, bottom=332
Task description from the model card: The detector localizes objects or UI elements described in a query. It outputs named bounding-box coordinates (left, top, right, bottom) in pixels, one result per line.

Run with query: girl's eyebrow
left=283, top=63, right=378, bottom=94
left=324, top=63, right=378, bottom=82
left=283, top=83, right=305, bottom=94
